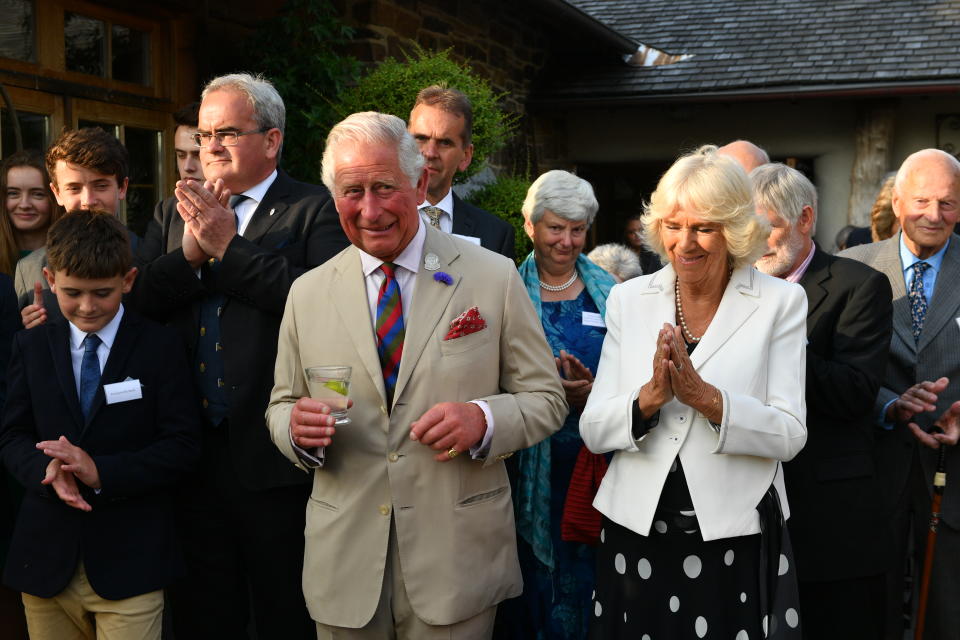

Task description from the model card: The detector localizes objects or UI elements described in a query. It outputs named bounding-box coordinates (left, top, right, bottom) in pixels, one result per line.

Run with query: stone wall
left=332, top=0, right=564, bottom=175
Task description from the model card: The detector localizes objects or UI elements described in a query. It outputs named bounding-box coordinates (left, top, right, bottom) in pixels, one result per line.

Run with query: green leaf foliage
left=464, top=174, right=532, bottom=264
left=334, top=44, right=517, bottom=183
left=244, top=0, right=360, bottom=184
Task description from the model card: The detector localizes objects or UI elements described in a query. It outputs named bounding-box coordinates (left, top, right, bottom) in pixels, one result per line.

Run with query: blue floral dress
left=500, top=289, right=607, bottom=640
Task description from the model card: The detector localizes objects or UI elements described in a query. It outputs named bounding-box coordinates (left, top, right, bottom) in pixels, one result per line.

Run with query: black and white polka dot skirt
left=589, top=514, right=802, bottom=639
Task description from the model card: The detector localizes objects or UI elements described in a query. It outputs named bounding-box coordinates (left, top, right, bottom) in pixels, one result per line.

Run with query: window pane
left=124, top=126, right=159, bottom=237
left=0, top=109, right=48, bottom=158
left=112, top=24, right=149, bottom=85
left=77, top=120, right=119, bottom=138
left=65, top=13, right=105, bottom=76
left=0, top=0, right=34, bottom=62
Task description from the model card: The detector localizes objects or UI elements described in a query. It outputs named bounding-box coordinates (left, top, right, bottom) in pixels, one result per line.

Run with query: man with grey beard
left=753, top=163, right=893, bottom=639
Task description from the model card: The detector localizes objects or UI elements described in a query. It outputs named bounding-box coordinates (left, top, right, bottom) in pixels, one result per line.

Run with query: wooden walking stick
left=914, top=444, right=947, bottom=640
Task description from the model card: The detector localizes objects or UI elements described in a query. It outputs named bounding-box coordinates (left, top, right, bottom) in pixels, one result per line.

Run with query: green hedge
left=465, top=174, right=532, bottom=264
left=333, top=44, right=517, bottom=183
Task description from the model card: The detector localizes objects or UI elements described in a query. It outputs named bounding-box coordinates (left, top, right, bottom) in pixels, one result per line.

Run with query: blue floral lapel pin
left=434, top=271, right=453, bottom=286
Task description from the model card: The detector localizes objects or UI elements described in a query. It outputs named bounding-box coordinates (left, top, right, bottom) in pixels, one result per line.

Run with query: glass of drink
left=304, top=365, right=352, bottom=426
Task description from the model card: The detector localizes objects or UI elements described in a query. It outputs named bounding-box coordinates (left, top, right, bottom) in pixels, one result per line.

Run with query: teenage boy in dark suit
left=0, top=210, right=201, bottom=639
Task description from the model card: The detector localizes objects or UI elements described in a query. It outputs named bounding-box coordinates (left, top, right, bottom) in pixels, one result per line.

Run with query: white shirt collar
left=237, top=169, right=277, bottom=206
left=418, top=189, right=454, bottom=216
left=69, top=304, right=124, bottom=351
left=359, top=219, right=427, bottom=277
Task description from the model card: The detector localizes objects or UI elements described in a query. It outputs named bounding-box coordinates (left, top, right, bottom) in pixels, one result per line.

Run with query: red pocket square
left=444, top=306, right=487, bottom=340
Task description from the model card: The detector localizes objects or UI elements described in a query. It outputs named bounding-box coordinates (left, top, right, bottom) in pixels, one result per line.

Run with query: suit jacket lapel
left=240, top=171, right=291, bottom=244
left=392, top=228, right=461, bottom=406
left=873, top=236, right=914, bottom=353
left=48, top=321, right=84, bottom=433
left=450, top=193, right=475, bottom=237
left=919, top=236, right=960, bottom=352
left=332, top=249, right=388, bottom=407
left=799, top=247, right=831, bottom=322
left=688, top=266, right=760, bottom=370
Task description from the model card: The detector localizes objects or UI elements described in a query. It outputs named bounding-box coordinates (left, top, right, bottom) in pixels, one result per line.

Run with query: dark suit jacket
left=785, top=248, right=894, bottom=582
left=128, top=170, right=350, bottom=491
left=452, top=193, right=515, bottom=260
left=0, top=310, right=201, bottom=599
left=841, top=234, right=960, bottom=528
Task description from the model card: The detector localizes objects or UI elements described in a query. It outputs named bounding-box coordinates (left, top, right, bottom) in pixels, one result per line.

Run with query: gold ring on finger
left=447, top=448, right=460, bottom=459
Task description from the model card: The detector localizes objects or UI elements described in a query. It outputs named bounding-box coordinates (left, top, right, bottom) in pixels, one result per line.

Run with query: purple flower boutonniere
left=434, top=271, right=453, bottom=286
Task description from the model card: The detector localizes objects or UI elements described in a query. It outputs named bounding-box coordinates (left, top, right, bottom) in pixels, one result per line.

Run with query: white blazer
left=580, top=264, right=808, bottom=541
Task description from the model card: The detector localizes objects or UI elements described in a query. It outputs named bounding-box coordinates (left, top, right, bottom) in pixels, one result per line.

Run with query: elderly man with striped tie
left=266, top=111, right=566, bottom=640
left=840, top=148, right=960, bottom=639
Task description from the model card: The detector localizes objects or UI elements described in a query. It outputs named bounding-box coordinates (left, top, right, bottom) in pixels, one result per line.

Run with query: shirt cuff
left=878, top=398, right=897, bottom=431
left=468, top=400, right=494, bottom=459
left=289, top=428, right=324, bottom=468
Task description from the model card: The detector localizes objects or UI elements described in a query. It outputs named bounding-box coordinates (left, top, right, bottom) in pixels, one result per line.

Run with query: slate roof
left=540, top=0, right=960, bottom=103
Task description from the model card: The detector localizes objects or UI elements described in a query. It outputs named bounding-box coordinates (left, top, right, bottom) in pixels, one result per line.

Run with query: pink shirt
left=784, top=242, right=816, bottom=284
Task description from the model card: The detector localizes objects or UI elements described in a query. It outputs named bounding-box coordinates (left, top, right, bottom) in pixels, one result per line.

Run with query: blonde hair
left=643, top=145, right=769, bottom=269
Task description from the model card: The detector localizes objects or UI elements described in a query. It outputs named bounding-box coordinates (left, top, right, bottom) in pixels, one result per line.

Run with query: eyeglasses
left=192, top=127, right=269, bottom=147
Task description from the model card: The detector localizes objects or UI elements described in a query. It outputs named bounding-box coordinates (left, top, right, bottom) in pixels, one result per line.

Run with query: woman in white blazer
left=581, top=145, right=808, bottom=640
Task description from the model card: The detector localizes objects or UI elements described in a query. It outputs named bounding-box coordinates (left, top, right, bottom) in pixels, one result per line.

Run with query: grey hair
left=750, top=163, right=818, bottom=234
left=203, top=73, right=286, bottom=135
left=321, top=112, right=425, bottom=193
left=522, top=170, right=599, bottom=227
left=587, top=243, right=642, bottom=281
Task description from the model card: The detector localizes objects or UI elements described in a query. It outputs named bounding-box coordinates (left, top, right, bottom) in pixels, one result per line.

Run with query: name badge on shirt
left=582, top=311, right=605, bottom=328
left=104, top=379, right=142, bottom=404
left=452, top=233, right=481, bottom=246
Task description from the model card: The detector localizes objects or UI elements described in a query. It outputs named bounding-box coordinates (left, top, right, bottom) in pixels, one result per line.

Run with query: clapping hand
left=41, top=458, right=92, bottom=512
left=175, top=178, right=237, bottom=260
left=888, top=378, right=948, bottom=425
left=909, top=399, right=960, bottom=450
left=637, top=323, right=675, bottom=418
left=556, top=349, right=593, bottom=411
left=37, top=435, right=100, bottom=490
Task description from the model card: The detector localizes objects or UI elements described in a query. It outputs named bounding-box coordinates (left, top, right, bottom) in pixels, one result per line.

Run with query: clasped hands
left=637, top=323, right=721, bottom=423
left=290, top=398, right=487, bottom=462
left=887, top=377, right=960, bottom=449
left=175, top=178, right=238, bottom=267
left=35, top=435, right=100, bottom=512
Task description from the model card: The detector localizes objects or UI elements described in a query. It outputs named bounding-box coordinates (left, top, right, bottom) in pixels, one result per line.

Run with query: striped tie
left=375, top=263, right=404, bottom=403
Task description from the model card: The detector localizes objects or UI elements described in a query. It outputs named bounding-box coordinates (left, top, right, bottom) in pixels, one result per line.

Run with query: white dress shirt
left=233, top=169, right=278, bottom=235
left=69, top=304, right=124, bottom=395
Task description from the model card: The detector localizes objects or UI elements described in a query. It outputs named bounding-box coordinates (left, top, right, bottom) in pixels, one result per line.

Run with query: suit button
left=199, top=362, right=206, bottom=373
left=378, top=504, right=390, bottom=516
left=200, top=326, right=206, bottom=337
left=388, top=452, right=399, bottom=462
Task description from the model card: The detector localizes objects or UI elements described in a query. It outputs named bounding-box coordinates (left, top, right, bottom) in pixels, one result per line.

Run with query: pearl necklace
left=539, top=270, right=578, bottom=292
left=674, top=279, right=702, bottom=342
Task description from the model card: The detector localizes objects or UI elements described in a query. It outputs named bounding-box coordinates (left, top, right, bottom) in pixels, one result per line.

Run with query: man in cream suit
left=266, top=112, right=566, bottom=639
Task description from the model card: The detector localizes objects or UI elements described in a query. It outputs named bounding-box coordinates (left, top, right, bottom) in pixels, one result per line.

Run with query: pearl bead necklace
left=539, top=270, right=578, bottom=292
left=675, top=279, right=701, bottom=342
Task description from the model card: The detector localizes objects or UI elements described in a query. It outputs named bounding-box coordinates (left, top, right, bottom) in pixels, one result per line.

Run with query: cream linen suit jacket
left=580, top=264, right=808, bottom=542
left=266, top=226, right=566, bottom=628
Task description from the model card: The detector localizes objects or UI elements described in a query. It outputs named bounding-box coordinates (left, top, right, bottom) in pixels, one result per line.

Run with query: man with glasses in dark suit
left=129, top=72, right=348, bottom=639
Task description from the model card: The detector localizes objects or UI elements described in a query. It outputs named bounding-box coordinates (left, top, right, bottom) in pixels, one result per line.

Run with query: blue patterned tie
left=79, top=334, right=102, bottom=419
left=909, top=261, right=930, bottom=343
